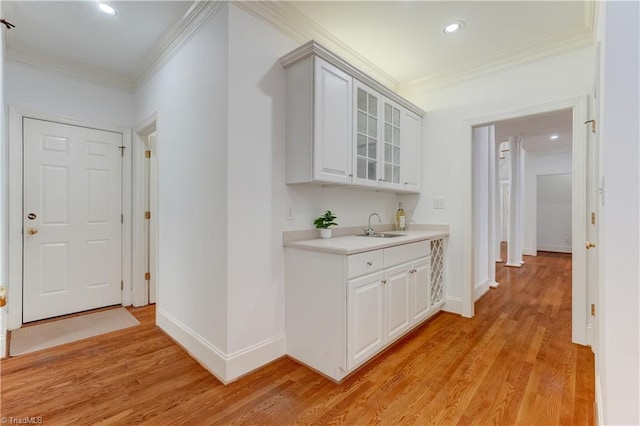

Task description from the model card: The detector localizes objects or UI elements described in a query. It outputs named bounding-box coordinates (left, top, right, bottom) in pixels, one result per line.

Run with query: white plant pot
left=319, top=228, right=332, bottom=239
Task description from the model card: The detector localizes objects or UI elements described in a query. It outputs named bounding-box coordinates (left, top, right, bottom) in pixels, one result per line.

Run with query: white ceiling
left=3, top=1, right=584, bottom=156
left=2, top=1, right=595, bottom=92
left=494, top=109, right=573, bottom=155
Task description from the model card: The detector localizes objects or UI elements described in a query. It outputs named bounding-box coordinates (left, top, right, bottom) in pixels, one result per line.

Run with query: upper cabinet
left=281, top=41, right=424, bottom=193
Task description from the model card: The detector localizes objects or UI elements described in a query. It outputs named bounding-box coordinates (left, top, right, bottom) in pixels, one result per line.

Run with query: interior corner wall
left=523, top=151, right=572, bottom=255
left=400, top=46, right=593, bottom=309
left=225, top=4, right=297, bottom=375
left=134, top=4, right=230, bottom=372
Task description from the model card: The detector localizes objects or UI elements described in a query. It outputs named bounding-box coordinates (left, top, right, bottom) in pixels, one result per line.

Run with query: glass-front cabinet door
left=383, top=99, right=402, bottom=186
left=353, top=81, right=381, bottom=187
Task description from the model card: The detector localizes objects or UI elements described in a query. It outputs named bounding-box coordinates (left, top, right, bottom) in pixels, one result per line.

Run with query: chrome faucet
left=363, top=213, right=381, bottom=235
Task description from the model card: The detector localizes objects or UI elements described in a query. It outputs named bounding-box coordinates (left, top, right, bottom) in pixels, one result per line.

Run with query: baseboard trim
left=595, top=374, right=603, bottom=425
left=444, top=296, right=462, bottom=315
left=505, top=263, right=523, bottom=268
left=226, top=334, right=287, bottom=380
left=537, top=244, right=572, bottom=253
left=523, top=247, right=537, bottom=256
left=157, top=308, right=287, bottom=384
left=489, top=280, right=499, bottom=289
left=157, top=308, right=228, bottom=382
left=475, top=278, right=490, bottom=301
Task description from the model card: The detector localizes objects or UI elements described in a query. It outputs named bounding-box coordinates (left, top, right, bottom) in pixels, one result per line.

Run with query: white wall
left=225, top=3, right=400, bottom=372
left=472, top=126, right=489, bottom=299
left=134, top=5, right=230, bottom=362
left=536, top=173, right=572, bottom=253
left=598, top=1, right=640, bottom=424
left=5, top=61, right=134, bottom=128
left=523, top=151, right=572, bottom=254
left=401, top=47, right=593, bottom=313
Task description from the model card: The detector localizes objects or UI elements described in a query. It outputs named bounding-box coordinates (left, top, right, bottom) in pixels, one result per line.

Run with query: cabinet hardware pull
left=381, top=279, right=387, bottom=284
left=366, top=261, right=373, bottom=266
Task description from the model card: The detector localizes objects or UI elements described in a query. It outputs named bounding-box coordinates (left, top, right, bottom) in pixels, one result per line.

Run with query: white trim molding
left=157, top=308, right=286, bottom=384
left=444, top=296, right=463, bottom=315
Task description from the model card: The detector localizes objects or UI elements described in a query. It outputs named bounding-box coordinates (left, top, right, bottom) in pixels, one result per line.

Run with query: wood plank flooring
left=1, top=249, right=594, bottom=425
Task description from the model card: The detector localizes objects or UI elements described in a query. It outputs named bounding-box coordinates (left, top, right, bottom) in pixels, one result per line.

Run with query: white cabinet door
left=411, top=257, right=432, bottom=324
left=400, top=109, right=421, bottom=192
left=352, top=80, right=382, bottom=188
left=384, top=263, right=412, bottom=343
left=347, top=271, right=385, bottom=370
left=313, top=58, right=353, bottom=184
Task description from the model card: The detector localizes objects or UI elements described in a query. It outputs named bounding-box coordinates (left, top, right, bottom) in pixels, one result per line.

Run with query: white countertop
left=283, top=229, right=449, bottom=255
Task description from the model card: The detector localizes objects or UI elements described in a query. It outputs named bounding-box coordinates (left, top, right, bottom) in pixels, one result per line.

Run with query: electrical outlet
left=433, top=198, right=445, bottom=209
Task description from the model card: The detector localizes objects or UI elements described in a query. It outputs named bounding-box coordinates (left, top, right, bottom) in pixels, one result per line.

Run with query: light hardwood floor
left=1, top=249, right=594, bottom=425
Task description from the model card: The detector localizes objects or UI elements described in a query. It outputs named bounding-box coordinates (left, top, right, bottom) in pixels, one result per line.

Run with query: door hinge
left=145, top=150, right=151, bottom=159
left=118, top=146, right=126, bottom=157
left=145, top=211, right=151, bottom=220
left=121, top=213, right=124, bottom=224
left=121, top=280, right=124, bottom=290
left=591, top=303, right=596, bottom=316
left=145, top=272, right=150, bottom=281
left=591, top=212, right=596, bottom=225
left=584, top=119, right=596, bottom=133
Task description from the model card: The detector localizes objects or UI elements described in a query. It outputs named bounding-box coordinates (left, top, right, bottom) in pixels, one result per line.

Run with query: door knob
left=27, top=227, right=38, bottom=235
left=585, top=241, right=596, bottom=249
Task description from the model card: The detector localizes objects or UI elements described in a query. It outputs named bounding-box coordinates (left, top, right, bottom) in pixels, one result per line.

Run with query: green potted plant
left=314, top=210, right=338, bottom=239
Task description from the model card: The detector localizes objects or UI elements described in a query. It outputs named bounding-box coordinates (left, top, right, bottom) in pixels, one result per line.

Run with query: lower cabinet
left=286, top=238, right=446, bottom=382
left=347, top=271, right=385, bottom=370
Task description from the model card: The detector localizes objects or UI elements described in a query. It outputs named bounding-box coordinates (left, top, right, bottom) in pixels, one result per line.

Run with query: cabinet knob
left=381, top=279, right=387, bottom=285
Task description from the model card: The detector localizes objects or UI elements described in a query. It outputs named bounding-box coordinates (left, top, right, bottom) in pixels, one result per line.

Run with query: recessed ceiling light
left=97, top=3, right=117, bottom=16
left=550, top=134, right=559, bottom=140
left=443, top=21, right=465, bottom=34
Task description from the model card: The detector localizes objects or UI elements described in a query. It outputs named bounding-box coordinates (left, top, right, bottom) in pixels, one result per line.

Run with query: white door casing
left=22, top=118, right=123, bottom=322
left=146, top=132, right=158, bottom=304
left=464, top=96, right=589, bottom=345
left=586, top=95, right=599, bottom=350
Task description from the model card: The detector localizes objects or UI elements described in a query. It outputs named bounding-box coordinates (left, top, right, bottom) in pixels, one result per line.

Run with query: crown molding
left=3, top=1, right=225, bottom=92
left=232, top=0, right=399, bottom=92
left=280, top=40, right=424, bottom=116
left=400, top=25, right=595, bottom=95
left=135, top=0, right=226, bottom=88
left=5, top=44, right=135, bottom=91
left=238, top=0, right=596, bottom=96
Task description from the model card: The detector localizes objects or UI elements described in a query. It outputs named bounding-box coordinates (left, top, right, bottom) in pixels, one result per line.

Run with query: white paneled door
left=23, top=118, right=123, bottom=322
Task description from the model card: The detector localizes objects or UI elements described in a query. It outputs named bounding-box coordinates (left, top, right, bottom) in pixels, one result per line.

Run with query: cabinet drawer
left=384, top=241, right=430, bottom=268
left=348, top=250, right=384, bottom=279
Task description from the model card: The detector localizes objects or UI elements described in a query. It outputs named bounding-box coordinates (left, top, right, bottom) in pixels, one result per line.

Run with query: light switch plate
left=433, top=198, right=445, bottom=209
left=286, top=206, right=294, bottom=221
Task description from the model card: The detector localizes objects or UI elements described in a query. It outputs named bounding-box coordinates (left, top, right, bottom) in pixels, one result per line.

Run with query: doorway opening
left=133, top=117, right=158, bottom=307
left=467, top=97, right=589, bottom=345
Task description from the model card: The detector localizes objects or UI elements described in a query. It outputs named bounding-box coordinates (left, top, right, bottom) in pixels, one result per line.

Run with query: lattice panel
left=430, top=239, right=444, bottom=305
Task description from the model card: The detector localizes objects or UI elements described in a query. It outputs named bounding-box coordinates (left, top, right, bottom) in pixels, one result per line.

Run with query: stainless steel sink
left=356, top=233, right=406, bottom=238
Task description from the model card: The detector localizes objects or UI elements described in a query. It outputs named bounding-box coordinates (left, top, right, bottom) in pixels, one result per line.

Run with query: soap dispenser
left=396, top=203, right=406, bottom=231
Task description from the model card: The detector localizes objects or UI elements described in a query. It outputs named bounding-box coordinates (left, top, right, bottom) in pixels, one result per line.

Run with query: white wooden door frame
left=132, top=113, right=159, bottom=307
left=7, top=107, right=133, bottom=330
left=463, top=96, right=588, bottom=345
